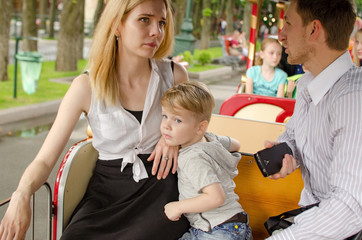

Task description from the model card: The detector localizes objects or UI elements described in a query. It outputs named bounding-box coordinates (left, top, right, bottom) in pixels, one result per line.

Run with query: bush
left=182, top=51, right=194, bottom=66
left=197, top=51, right=212, bottom=65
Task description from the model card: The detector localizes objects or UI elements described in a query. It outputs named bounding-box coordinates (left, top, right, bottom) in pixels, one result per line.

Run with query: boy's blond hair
left=161, top=81, right=215, bottom=122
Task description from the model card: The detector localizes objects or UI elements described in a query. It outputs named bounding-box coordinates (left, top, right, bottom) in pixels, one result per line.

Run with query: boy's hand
left=164, top=202, right=182, bottom=221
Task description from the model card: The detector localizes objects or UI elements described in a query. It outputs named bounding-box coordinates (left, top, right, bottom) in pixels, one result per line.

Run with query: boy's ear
left=197, top=120, right=209, bottom=135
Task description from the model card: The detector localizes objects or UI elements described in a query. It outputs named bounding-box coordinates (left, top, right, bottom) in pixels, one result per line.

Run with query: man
left=266, top=0, right=362, bottom=239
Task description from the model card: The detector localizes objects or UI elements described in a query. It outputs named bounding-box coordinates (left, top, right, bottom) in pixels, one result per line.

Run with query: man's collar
left=307, top=51, right=353, bottom=105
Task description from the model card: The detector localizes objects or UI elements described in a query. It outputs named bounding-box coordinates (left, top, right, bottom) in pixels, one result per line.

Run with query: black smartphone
left=254, top=142, right=293, bottom=177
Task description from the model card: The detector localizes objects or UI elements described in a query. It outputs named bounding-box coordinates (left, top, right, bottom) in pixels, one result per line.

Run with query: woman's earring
left=115, top=35, right=119, bottom=41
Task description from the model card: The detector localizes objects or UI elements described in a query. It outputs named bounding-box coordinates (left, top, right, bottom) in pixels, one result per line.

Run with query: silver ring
left=164, top=157, right=169, bottom=161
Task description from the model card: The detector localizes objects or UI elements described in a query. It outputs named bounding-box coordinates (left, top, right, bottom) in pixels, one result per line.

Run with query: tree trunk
left=211, top=2, right=218, bottom=38
left=199, top=0, right=211, bottom=49
left=217, top=0, right=225, bottom=35
left=92, top=0, right=104, bottom=36
left=0, top=0, right=12, bottom=81
left=172, top=0, right=186, bottom=35
left=192, top=0, right=202, bottom=38
left=39, top=0, right=47, bottom=30
left=48, top=0, right=56, bottom=38
left=77, top=0, right=85, bottom=60
left=225, top=0, right=234, bottom=35
left=243, top=2, right=252, bottom=41
left=22, top=0, right=37, bottom=51
left=56, top=0, right=83, bottom=71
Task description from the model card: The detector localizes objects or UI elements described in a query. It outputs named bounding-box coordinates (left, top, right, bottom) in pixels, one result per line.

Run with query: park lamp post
left=174, top=0, right=196, bottom=56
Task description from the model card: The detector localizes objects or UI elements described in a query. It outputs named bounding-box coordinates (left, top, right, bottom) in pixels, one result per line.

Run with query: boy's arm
left=164, top=183, right=225, bottom=221
left=229, top=137, right=240, bottom=152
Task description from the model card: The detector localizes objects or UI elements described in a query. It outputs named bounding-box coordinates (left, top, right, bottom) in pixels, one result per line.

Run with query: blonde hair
left=255, top=38, right=281, bottom=66
left=87, top=0, right=174, bottom=106
left=353, top=29, right=362, bottom=67
left=161, top=81, right=215, bottom=122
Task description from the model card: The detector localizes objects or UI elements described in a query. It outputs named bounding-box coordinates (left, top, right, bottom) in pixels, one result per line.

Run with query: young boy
left=161, top=81, right=252, bottom=239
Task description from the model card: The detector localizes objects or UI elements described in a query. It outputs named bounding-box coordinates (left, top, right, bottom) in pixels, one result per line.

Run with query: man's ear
left=197, top=120, right=209, bottom=136
left=309, top=20, right=322, bottom=41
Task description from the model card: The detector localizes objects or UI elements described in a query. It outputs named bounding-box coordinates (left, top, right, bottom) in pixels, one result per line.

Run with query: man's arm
left=268, top=91, right=362, bottom=239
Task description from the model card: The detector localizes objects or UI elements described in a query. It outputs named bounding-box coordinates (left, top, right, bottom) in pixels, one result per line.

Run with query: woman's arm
left=0, top=74, right=91, bottom=240
left=276, top=83, right=285, bottom=98
left=164, top=183, right=225, bottom=221
left=148, top=61, right=189, bottom=179
left=286, top=80, right=296, bottom=98
left=173, top=61, right=189, bottom=84
left=245, top=77, right=254, bottom=94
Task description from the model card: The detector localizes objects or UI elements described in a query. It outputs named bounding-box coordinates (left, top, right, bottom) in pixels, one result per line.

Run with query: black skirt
left=60, top=154, right=190, bottom=240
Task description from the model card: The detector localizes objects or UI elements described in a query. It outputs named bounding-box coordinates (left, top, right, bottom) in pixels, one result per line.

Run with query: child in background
left=161, top=81, right=252, bottom=240
left=245, top=38, right=287, bottom=97
left=353, top=29, right=362, bottom=66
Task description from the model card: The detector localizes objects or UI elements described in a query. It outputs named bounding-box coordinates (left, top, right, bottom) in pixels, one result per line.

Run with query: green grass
left=0, top=59, right=88, bottom=110
left=187, top=64, right=224, bottom=72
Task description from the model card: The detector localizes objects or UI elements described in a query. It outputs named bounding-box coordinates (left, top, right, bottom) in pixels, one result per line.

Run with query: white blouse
left=86, top=59, right=174, bottom=182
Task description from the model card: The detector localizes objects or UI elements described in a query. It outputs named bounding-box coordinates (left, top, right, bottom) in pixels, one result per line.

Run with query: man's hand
left=264, top=140, right=297, bottom=180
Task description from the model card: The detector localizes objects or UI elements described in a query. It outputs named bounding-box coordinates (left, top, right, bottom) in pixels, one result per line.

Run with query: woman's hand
left=148, top=137, right=179, bottom=180
left=0, top=191, right=31, bottom=240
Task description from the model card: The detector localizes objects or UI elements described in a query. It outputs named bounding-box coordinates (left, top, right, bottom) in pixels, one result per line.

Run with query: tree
left=22, top=0, right=37, bottom=51
left=225, top=0, right=234, bottom=35
left=39, top=0, right=47, bottom=30
left=92, top=0, right=104, bottom=36
left=56, top=0, right=84, bottom=71
left=48, top=0, right=57, bottom=38
left=192, top=0, right=202, bottom=38
left=77, top=0, right=85, bottom=60
left=0, top=0, right=12, bottom=81
left=172, top=0, right=187, bottom=35
left=199, top=0, right=212, bottom=49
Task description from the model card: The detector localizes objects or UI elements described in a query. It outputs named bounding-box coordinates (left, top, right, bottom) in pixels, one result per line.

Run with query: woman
left=0, top=0, right=190, bottom=239
left=353, top=29, right=362, bottom=66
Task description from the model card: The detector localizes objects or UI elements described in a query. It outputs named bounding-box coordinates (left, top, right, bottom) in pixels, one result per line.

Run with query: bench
left=52, top=114, right=303, bottom=240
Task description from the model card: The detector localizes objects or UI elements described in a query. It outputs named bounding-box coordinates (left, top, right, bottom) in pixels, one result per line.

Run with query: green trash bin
left=16, top=51, right=43, bottom=94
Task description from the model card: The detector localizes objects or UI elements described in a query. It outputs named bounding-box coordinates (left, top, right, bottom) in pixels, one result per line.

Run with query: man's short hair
left=292, top=0, right=356, bottom=51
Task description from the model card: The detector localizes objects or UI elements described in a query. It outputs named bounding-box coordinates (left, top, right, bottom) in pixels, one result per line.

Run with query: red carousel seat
left=52, top=138, right=98, bottom=240
left=219, top=94, right=296, bottom=123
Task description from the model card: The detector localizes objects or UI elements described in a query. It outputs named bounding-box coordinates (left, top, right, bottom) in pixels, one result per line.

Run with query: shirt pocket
left=99, top=111, right=127, bottom=141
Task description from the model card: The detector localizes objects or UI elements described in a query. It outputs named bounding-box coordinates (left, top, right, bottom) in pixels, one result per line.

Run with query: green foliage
left=187, top=64, right=223, bottom=73
left=202, top=8, right=213, bottom=17
left=0, top=59, right=87, bottom=110
left=194, top=47, right=222, bottom=59
left=197, top=51, right=212, bottom=66
left=182, top=51, right=194, bottom=66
